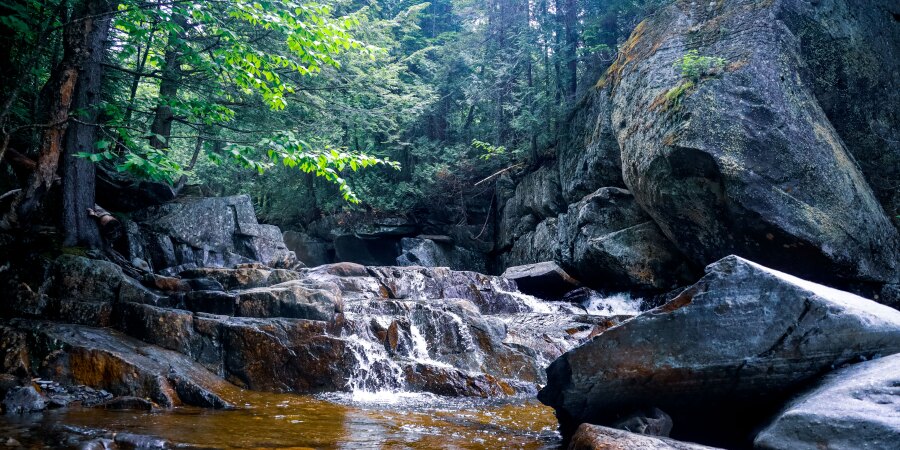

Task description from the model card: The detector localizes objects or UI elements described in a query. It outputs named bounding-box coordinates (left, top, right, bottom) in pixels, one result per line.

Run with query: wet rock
left=755, top=354, right=900, bottom=450
left=113, top=432, right=168, bottom=449
left=502, top=261, right=581, bottom=299
left=11, top=320, right=234, bottom=408
left=608, top=0, right=899, bottom=285
left=0, top=326, right=29, bottom=376
left=53, top=255, right=123, bottom=303
left=55, top=300, right=114, bottom=327
left=179, top=290, right=237, bottom=316
left=180, top=267, right=285, bottom=290
left=2, top=386, right=46, bottom=414
left=235, top=281, right=342, bottom=321
left=569, top=424, right=720, bottom=450
left=611, top=408, right=673, bottom=437
left=402, top=363, right=517, bottom=398
left=539, top=255, right=900, bottom=441
left=99, top=396, right=154, bottom=411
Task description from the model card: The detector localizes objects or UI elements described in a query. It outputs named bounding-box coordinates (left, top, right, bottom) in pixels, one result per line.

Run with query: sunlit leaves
left=222, top=131, right=400, bottom=203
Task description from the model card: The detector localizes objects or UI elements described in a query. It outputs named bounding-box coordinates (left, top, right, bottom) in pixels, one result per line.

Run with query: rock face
left=606, top=0, right=899, bottom=285
left=491, top=0, right=900, bottom=297
left=539, top=255, right=900, bottom=442
left=123, top=195, right=296, bottom=273
left=569, top=424, right=720, bottom=450
left=755, top=354, right=900, bottom=450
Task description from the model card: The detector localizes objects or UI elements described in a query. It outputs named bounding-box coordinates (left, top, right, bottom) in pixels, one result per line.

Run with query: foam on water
left=583, top=292, right=642, bottom=316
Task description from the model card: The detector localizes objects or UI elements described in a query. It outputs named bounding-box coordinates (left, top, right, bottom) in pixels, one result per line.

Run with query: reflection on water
left=1, top=390, right=560, bottom=449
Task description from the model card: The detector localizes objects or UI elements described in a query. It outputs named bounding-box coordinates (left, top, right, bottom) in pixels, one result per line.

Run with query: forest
left=1, top=0, right=898, bottom=449
left=0, top=0, right=661, bottom=238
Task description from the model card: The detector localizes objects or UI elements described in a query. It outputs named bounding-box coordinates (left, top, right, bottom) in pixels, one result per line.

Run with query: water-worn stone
left=235, top=281, right=342, bottom=321
left=569, top=424, right=720, bottom=450
left=539, top=255, right=900, bottom=441
left=755, top=354, right=900, bottom=450
left=2, top=386, right=46, bottom=414
left=9, top=320, right=235, bottom=408
left=608, top=0, right=899, bottom=285
left=502, top=261, right=580, bottom=299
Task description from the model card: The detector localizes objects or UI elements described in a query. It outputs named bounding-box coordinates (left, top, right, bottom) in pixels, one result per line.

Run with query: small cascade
left=582, top=292, right=643, bottom=316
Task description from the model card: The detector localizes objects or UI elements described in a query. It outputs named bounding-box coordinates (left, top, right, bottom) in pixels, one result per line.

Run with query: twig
left=473, top=162, right=524, bottom=187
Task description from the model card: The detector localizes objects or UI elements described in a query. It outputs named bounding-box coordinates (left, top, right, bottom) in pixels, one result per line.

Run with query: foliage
left=674, top=50, right=727, bottom=81
left=0, top=0, right=668, bottom=227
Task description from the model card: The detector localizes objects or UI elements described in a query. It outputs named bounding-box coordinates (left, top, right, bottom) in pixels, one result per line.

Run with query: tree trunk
left=149, top=15, right=188, bottom=150
left=62, top=0, right=112, bottom=247
left=3, top=0, right=81, bottom=228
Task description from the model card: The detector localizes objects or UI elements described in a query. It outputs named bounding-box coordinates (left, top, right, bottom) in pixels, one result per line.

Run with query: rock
left=234, top=281, right=342, bottom=321
left=0, top=326, right=29, bottom=376
left=99, top=396, right=154, bottom=411
left=607, top=0, right=899, bottom=285
left=2, top=386, right=46, bottom=414
left=113, top=433, right=169, bottom=449
left=611, top=408, right=673, bottom=438
left=557, top=88, right=625, bottom=203
left=127, top=195, right=296, bottom=272
left=53, top=255, right=123, bottom=303
left=502, top=261, right=581, bottom=299
left=12, top=320, right=235, bottom=408
left=754, top=353, right=900, bottom=450
left=95, top=161, right=180, bottom=212
left=282, top=231, right=331, bottom=267
left=396, top=237, right=487, bottom=273
left=539, top=255, right=900, bottom=442
left=569, top=424, right=720, bottom=450
left=572, top=222, right=694, bottom=292
left=498, top=165, right=565, bottom=250
left=558, top=188, right=696, bottom=291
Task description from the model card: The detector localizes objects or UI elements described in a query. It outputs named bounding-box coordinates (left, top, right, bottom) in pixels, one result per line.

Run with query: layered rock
left=539, top=255, right=900, bottom=442
left=755, top=354, right=900, bottom=450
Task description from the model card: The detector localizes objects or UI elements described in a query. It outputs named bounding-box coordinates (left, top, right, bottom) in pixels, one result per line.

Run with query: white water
left=583, top=292, right=643, bottom=316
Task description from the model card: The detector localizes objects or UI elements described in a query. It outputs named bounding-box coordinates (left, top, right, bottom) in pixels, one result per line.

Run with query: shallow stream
left=0, top=390, right=560, bottom=449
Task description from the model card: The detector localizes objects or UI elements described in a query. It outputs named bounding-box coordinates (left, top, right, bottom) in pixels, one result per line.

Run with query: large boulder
left=606, top=0, right=899, bottom=285
left=126, top=195, right=296, bottom=272
left=539, top=255, right=900, bottom=443
left=755, top=353, right=900, bottom=450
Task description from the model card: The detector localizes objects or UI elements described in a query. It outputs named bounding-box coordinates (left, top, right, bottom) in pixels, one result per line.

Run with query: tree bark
left=62, top=0, right=112, bottom=247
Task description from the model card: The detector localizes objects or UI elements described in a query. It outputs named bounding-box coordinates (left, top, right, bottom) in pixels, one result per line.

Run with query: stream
left=0, top=391, right=560, bottom=448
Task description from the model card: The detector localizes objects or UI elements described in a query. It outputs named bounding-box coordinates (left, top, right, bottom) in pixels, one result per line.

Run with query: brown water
left=0, top=390, right=561, bottom=449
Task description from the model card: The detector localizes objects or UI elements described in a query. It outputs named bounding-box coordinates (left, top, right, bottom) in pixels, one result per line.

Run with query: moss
left=652, top=80, right=696, bottom=112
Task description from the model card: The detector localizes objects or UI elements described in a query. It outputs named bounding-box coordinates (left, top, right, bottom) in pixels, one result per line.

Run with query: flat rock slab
left=569, top=424, right=721, bottom=450
left=755, top=353, right=900, bottom=450
left=539, top=255, right=900, bottom=440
